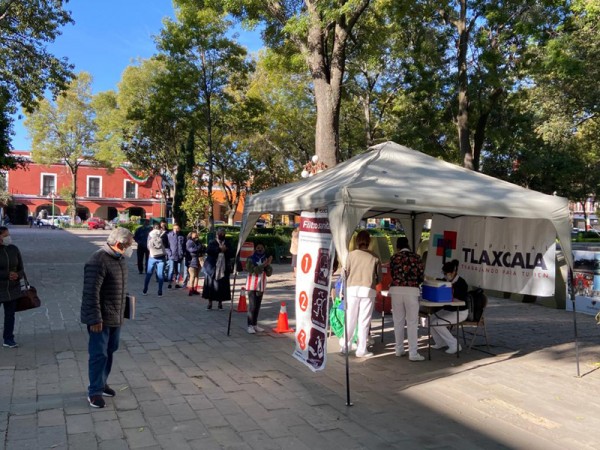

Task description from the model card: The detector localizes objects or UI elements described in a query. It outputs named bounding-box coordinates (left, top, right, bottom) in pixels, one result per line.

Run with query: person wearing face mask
left=202, top=228, right=234, bottom=310
left=80, top=227, right=134, bottom=408
left=428, top=259, right=469, bottom=354
left=0, top=226, right=24, bottom=348
left=244, top=243, right=273, bottom=334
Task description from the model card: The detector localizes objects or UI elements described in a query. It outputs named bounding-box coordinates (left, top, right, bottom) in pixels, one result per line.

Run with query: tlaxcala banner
left=292, top=210, right=335, bottom=372
left=426, top=215, right=556, bottom=296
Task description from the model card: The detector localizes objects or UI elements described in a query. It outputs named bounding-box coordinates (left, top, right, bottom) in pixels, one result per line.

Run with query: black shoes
left=102, top=385, right=116, bottom=397
left=88, top=395, right=106, bottom=408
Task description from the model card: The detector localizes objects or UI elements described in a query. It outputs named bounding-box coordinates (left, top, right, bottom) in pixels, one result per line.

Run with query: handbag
left=124, top=294, right=136, bottom=320
left=16, top=274, right=41, bottom=312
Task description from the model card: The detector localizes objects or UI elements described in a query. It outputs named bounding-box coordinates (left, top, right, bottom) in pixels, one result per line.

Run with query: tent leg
left=342, top=274, right=352, bottom=406
left=227, top=272, right=239, bottom=336
left=569, top=269, right=580, bottom=377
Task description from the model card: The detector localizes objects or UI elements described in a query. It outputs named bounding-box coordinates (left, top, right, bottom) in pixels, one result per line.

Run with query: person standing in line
left=290, top=226, right=299, bottom=277
left=202, top=228, right=234, bottom=310
left=341, top=230, right=381, bottom=358
left=0, top=226, right=24, bottom=348
left=389, top=237, right=425, bottom=361
left=133, top=219, right=151, bottom=274
left=185, top=231, right=204, bottom=296
left=143, top=224, right=167, bottom=297
left=429, top=259, right=469, bottom=354
left=80, top=227, right=134, bottom=408
left=245, top=243, right=273, bottom=334
left=166, top=223, right=185, bottom=289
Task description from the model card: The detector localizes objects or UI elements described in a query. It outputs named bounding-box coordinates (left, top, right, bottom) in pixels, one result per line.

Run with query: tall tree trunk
left=456, top=0, right=473, bottom=170
left=71, top=169, right=78, bottom=221
left=304, top=0, right=370, bottom=168
left=307, top=22, right=340, bottom=169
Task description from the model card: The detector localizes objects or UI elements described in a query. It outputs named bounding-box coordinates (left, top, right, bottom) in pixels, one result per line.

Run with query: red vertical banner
left=292, top=210, right=335, bottom=372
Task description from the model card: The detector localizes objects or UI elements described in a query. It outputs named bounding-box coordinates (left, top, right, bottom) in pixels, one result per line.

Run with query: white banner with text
left=426, top=216, right=556, bottom=296
left=292, top=210, right=335, bottom=372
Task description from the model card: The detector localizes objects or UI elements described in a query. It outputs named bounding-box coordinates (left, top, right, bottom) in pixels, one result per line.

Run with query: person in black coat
left=185, top=230, right=205, bottom=296
left=202, top=228, right=234, bottom=310
left=133, top=219, right=151, bottom=274
left=81, top=227, right=133, bottom=408
left=0, top=226, right=24, bottom=348
left=165, top=223, right=186, bottom=288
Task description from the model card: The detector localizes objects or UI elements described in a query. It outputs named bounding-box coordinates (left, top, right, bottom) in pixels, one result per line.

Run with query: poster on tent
left=292, top=210, right=335, bottom=372
left=566, top=251, right=600, bottom=316
left=426, top=215, right=556, bottom=296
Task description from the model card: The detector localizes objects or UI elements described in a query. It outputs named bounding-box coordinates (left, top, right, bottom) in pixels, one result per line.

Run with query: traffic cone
left=236, top=288, right=248, bottom=312
left=273, top=302, right=294, bottom=333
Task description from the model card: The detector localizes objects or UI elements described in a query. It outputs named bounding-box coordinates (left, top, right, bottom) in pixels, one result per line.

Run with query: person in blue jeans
left=143, top=224, right=167, bottom=296
left=165, top=223, right=185, bottom=288
left=80, top=227, right=134, bottom=408
left=0, top=226, right=24, bottom=348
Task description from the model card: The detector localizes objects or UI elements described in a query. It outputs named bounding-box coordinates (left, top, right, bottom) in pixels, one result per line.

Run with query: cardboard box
left=422, top=284, right=453, bottom=302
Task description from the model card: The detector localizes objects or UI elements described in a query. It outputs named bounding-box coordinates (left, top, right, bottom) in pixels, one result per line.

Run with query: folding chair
left=459, top=294, right=490, bottom=351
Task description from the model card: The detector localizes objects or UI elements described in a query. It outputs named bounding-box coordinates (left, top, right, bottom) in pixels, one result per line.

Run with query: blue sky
left=12, top=0, right=262, bottom=151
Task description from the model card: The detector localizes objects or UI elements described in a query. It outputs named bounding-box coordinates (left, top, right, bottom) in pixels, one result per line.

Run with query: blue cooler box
left=422, top=284, right=453, bottom=302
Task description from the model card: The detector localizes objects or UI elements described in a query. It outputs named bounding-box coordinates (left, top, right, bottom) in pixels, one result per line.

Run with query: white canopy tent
left=238, top=141, right=573, bottom=273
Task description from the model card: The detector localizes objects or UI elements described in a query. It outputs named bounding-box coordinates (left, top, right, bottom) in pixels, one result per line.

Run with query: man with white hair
left=81, top=227, right=133, bottom=408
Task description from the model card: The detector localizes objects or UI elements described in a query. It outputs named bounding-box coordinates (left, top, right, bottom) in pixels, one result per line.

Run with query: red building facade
left=4, top=152, right=165, bottom=225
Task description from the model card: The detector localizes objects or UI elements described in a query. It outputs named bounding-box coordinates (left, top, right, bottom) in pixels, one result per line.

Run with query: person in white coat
left=341, top=230, right=381, bottom=358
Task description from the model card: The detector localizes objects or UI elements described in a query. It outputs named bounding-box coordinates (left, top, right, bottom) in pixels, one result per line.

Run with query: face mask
left=2, top=236, right=12, bottom=246
left=124, top=246, right=134, bottom=258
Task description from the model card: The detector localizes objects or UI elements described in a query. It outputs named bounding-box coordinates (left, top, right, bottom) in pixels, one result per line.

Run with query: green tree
left=24, top=72, right=96, bottom=221
left=160, top=1, right=252, bottom=229
left=0, top=0, right=74, bottom=166
left=437, top=0, right=567, bottom=170
left=221, top=0, right=372, bottom=168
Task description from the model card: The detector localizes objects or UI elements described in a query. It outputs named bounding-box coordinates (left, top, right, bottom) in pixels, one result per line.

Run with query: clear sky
left=12, top=0, right=262, bottom=151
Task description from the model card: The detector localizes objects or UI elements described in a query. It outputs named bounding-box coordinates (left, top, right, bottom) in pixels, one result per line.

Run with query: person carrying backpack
left=143, top=224, right=167, bottom=297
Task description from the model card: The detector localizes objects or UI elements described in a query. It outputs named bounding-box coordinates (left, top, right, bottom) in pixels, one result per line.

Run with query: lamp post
left=48, top=191, right=56, bottom=227
left=155, top=190, right=164, bottom=219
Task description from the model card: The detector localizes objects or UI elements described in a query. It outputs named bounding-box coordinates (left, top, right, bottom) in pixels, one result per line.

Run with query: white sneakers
left=247, top=326, right=256, bottom=334
left=395, top=347, right=406, bottom=357
left=254, top=325, right=265, bottom=332
left=247, top=325, right=265, bottom=334
left=409, top=354, right=425, bottom=361
left=445, top=345, right=462, bottom=354
left=355, top=351, right=374, bottom=358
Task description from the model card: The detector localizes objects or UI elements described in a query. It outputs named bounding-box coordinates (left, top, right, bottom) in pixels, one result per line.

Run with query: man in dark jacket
left=133, top=219, right=151, bottom=274
left=81, top=227, right=133, bottom=408
left=165, top=223, right=185, bottom=288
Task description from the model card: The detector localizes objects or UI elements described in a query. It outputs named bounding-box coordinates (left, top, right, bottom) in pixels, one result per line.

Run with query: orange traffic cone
left=273, top=302, right=294, bottom=333
left=237, top=288, right=248, bottom=313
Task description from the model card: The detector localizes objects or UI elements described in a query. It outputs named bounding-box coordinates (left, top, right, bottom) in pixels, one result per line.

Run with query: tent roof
left=240, top=142, right=573, bottom=269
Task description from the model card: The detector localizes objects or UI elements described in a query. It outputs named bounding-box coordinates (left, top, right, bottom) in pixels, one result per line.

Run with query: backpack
left=466, top=288, right=486, bottom=322
left=149, top=233, right=164, bottom=251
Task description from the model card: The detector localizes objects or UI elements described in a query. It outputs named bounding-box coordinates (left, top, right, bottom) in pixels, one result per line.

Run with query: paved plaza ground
left=1, top=226, right=600, bottom=449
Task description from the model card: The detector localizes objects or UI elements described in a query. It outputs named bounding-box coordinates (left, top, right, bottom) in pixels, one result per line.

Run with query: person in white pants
left=341, top=230, right=381, bottom=358
left=389, top=237, right=425, bottom=361
left=429, top=259, right=469, bottom=354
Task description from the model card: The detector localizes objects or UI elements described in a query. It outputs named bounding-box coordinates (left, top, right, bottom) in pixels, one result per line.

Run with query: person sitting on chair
left=429, top=259, right=468, bottom=354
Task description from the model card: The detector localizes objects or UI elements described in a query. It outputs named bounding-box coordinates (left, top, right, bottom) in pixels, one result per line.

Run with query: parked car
left=255, top=218, right=266, bottom=228
left=87, top=217, right=107, bottom=230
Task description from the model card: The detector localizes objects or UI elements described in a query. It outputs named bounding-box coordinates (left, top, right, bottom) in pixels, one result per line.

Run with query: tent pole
left=569, top=268, right=580, bottom=377
left=342, top=271, right=353, bottom=406
left=227, top=270, right=239, bottom=336
left=410, top=212, right=416, bottom=251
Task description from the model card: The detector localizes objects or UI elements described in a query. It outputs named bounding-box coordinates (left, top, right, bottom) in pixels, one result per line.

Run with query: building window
left=41, top=174, right=56, bottom=196
left=124, top=180, right=137, bottom=199
left=87, top=176, right=101, bottom=197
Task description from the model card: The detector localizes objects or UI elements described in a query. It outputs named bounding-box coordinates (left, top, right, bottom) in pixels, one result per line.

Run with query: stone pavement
left=1, top=226, right=600, bottom=449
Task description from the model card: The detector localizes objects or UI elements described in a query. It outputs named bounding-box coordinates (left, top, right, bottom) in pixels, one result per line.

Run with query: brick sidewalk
left=1, top=226, right=600, bottom=449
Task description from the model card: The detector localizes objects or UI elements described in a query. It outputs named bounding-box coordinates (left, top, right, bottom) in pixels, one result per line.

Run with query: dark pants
left=87, top=325, right=120, bottom=397
left=2, top=300, right=16, bottom=342
left=247, top=291, right=264, bottom=326
left=136, top=245, right=149, bottom=274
